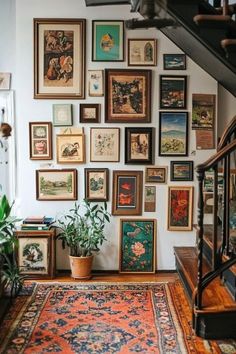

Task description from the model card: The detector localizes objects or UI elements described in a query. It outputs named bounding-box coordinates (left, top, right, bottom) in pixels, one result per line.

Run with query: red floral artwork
left=170, top=189, right=189, bottom=227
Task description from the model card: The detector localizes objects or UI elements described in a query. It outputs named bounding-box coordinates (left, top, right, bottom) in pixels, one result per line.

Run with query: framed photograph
left=36, top=169, right=77, bottom=201
left=53, top=104, right=73, bottom=126
left=92, top=20, right=124, bottom=61
left=128, top=39, right=157, bottom=66
left=56, top=134, right=85, bottom=163
left=160, top=75, right=187, bottom=109
left=90, top=127, right=120, bottom=162
left=145, top=166, right=167, bottom=184
left=88, top=70, right=104, bottom=96
left=0, top=73, right=11, bottom=90
left=34, top=18, right=86, bottom=99
left=80, top=104, right=100, bottom=123
left=105, top=68, right=151, bottom=123
left=159, top=112, right=188, bottom=156
left=168, top=186, right=194, bottom=231
left=119, top=219, right=156, bottom=273
left=85, top=168, right=109, bottom=201
left=170, top=161, right=194, bottom=181
left=125, top=127, right=155, bottom=165
left=16, top=230, right=55, bottom=279
left=112, top=170, right=143, bottom=215
left=29, top=122, right=52, bottom=160
left=192, top=94, right=216, bottom=130
left=163, top=54, right=186, bottom=70
left=144, top=186, right=156, bottom=212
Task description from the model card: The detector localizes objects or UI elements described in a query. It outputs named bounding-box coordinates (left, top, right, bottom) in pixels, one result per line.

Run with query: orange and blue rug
left=0, top=281, right=236, bottom=353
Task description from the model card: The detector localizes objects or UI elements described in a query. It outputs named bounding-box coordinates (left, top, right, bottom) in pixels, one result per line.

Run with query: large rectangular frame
left=34, top=18, right=86, bottom=99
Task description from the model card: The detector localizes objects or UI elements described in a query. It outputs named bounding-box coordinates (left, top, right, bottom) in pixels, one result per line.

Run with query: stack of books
left=21, top=216, right=54, bottom=230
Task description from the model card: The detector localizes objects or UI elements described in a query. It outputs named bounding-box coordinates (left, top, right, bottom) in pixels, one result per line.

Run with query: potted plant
left=56, top=199, right=110, bottom=279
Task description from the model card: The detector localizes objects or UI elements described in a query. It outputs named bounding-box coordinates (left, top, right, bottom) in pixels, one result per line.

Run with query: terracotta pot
left=69, top=255, right=93, bottom=279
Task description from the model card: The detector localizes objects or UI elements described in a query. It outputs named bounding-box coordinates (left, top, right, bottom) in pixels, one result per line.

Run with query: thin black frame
left=125, top=127, right=155, bottom=165
left=159, top=75, right=187, bottom=110
left=170, top=161, right=194, bottom=181
left=163, top=54, right=186, bottom=70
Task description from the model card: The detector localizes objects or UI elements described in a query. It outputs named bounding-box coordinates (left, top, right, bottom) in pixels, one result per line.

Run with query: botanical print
left=192, top=94, right=215, bottom=130
left=144, top=186, right=156, bottom=212
left=18, top=238, right=48, bottom=274
left=0, top=72, right=11, bottom=90
left=131, top=133, right=149, bottom=160
left=91, top=128, right=119, bottom=162
left=30, top=122, right=52, bottom=160
left=33, top=140, right=48, bottom=155
left=88, top=171, right=106, bottom=200
left=88, top=70, right=104, bottom=96
left=33, top=125, right=47, bottom=139
left=159, top=112, right=188, bottom=156
left=120, top=219, right=155, bottom=273
left=128, top=39, right=156, bottom=66
left=146, top=167, right=167, bottom=183
left=163, top=54, right=186, bottom=70
left=57, top=134, right=84, bottom=163
left=117, top=177, right=136, bottom=208
left=160, top=76, right=186, bottom=109
left=168, top=187, right=193, bottom=230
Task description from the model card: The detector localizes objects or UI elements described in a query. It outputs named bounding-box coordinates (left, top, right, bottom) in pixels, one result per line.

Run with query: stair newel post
left=213, top=164, right=219, bottom=270
left=196, top=168, right=205, bottom=309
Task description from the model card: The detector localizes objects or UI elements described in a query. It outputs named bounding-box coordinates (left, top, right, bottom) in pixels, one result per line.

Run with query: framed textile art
left=112, top=170, right=143, bottom=215
left=29, top=122, right=52, bottom=160
left=167, top=186, right=193, bottom=231
left=105, top=69, right=152, bottom=123
left=36, top=169, right=77, bottom=201
left=34, top=18, right=86, bottom=99
left=84, top=168, right=109, bottom=201
left=119, top=219, right=156, bottom=273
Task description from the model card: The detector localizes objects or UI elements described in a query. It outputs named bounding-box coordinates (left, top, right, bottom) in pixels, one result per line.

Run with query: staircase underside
left=174, top=246, right=236, bottom=338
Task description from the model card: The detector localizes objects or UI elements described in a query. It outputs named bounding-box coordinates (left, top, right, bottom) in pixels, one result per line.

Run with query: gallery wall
left=1, top=0, right=221, bottom=270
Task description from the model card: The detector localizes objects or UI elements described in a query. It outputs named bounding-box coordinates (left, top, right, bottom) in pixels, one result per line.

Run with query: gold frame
left=56, top=134, right=85, bottom=163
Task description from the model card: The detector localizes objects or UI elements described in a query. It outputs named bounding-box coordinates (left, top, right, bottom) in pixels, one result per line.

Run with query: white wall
left=3, top=0, right=220, bottom=270
left=218, top=84, right=236, bottom=137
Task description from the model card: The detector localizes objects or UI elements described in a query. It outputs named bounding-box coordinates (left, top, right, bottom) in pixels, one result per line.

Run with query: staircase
left=175, top=116, right=236, bottom=339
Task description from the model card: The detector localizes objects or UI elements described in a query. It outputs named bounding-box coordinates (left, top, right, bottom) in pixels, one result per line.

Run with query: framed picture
left=92, top=20, right=124, bottom=61
left=105, top=68, right=152, bottom=123
left=204, top=192, right=214, bottom=214
left=196, top=130, right=215, bottom=150
left=53, top=104, right=73, bottom=126
left=168, top=186, right=194, bottom=231
left=36, top=169, right=77, bottom=201
left=159, top=112, right=188, bottom=156
left=16, top=230, right=55, bottom=279
left=80, top=104, right=100, bottom=123
left=144, top=186, right=156, bottom=212
left=163, top=54, right=186, bottom=70
left=112, top=170, right=143, bottom=215
left=119, top=219, right=156, bottom=273
left=85, top=168, right=109, bottom=201
left=160, top=75, right=187, bottom=109
left=0, top=73, right=11, bottom=90
left=170, top=161, right=194, bottom=181
left=192, top=94, right=216, bottom=130
left=128, top=39, right=157, bottom=66
left=125, top=127, right=155, bottom=165
left=88, top=70, right=104, bottom=96
left=29, top=122, right=52, bottom=160
left=90, top=127, right=120, bottom=162
left=145, top=166, right=167, bottom=184
left=34, top=18, right=86, bottom=99
left=56, top=134, right=85, bottom=163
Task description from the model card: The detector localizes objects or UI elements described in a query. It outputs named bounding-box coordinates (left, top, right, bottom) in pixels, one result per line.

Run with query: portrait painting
left=125, top=127, right=154, bottom=164
left=85, top=168, right=109, bottom=201
left=90, top=128, right=120, bottom=162
left=192, top=94, right=215, bottom=130
left=160, top=75, right=187, bottom=109
left=168, top=186, right=193, bottom=231
left=57, top=134, right=85, bottom=163
left=119, top=219, right=156, bottom=273
left=29, top=122, right=52, bottom=160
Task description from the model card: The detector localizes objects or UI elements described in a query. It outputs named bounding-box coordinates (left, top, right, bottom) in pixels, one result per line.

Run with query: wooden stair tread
left=221, top=38, right=236, bottom=52
left=174, top=246, right=236, bottom=312
left=193, top=14, right=231, bottom=29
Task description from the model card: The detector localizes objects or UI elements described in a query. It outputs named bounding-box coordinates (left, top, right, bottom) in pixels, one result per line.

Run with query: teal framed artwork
left=119, top=219, right=156, bottom=273
left=92, top=20, right=124, bottom=61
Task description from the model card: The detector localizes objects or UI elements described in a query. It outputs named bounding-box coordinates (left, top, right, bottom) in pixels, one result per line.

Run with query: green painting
left=120, top=219, right=156, bottom=273
left=93, top=21, right=124, bottom=61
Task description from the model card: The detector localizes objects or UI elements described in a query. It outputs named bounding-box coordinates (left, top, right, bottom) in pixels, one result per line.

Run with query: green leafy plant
left=56, top=199, right=111, bottom=257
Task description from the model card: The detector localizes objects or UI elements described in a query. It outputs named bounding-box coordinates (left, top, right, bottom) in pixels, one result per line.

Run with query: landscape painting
left=159, top=112, right=188, bottom=156
left=163, top=54, right=186, bottom=70
left=36, top=169, right=77, bottom=200
left=160, top=75, right=187, bottom=109
left=192, top=94, right=215, bottom=130
left=170, top=161, right=193, bottom=181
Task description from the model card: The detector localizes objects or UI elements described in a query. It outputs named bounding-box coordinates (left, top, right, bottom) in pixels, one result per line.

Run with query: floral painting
left=119, top=219, right=156, bottom=273
left=168, top=187, right=193, bottom=231
left=90, top=128, right=120, bottom=162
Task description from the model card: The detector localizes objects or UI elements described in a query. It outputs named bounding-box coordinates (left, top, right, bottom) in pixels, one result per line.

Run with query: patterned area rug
left=0, top=281, right=236, bottom=354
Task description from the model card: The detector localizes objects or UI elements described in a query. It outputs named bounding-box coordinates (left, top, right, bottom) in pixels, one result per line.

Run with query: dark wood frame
left=84, top=168, right=109, bottom=201
left=145, top=166, right=167, bottom=184
left=92, top=20, right=124, bottom=62
left=36, top=169, right=77, bottom=201
left=15, top=229, right=56, bottom=279
left=119, top=218, right=156, bottom=274
left=159, top=111, right=188, bottom=157
left=163, top=54, right=186, bottom=70
left=29, top=122, right=52, bottom=160
left=105, top=68, right=152, bottom=123
left=34, top=18, right=86, bottom=99
left=125, top=127, right=155, bottom=165
left=80, top=103, right=100, bottom=123
left=112, top=170, right=143, bottom=215
left=170, top=161, right=194, bottom=181
left=128, top=38, right=157, bottom=66
left=159, top=75, right=187, bottom=109
left=90, top=127, right=120, bottom=162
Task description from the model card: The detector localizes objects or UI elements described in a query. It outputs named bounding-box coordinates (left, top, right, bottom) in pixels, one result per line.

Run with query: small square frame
left=80, top=104, right=100, bottom=123
left=53, top=104, right=73, bottom=126
left=170, top=161, right=194, bottom=181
